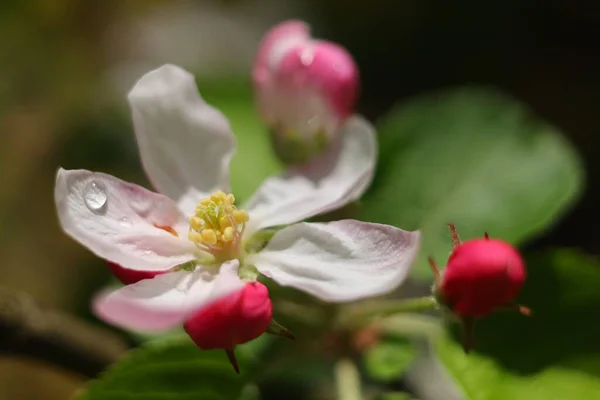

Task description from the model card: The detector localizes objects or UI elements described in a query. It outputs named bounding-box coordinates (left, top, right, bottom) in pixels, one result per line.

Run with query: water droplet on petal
left=84, top=181, right=107, bottom=212
left=119, top=217, right=132, bottom=227
left=143, top=249, right=155, bottom=256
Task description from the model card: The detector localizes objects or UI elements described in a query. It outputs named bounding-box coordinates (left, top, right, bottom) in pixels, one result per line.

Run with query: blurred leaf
left=195, top=76, right=281, bottom=203
left=364, top=338, right=416, bottom=382
left=377, top=393, right=413, bottom=400
left=76, top=334, right=272, bottom=400
left=262, top=354, right=333, bottom=385
left=434, top=249, right=600, bottom=399
left=360, top=87, right=583, bottom=279
left=238, top=385, right=261, bottom=400
left=259, top=351, right=334, bottom=400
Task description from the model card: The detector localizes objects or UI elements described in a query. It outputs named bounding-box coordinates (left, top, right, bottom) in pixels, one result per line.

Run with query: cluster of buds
left=429, top=224, right=530, bottom=352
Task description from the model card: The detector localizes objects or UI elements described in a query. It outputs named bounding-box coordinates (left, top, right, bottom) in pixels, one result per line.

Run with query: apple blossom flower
left=54, top=64, right=420, bottom=362
left=253, top=20, right=359, bottom=164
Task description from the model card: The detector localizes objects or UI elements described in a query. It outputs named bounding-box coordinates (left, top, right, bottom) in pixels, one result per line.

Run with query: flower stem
left=340, top=296, right=438, bottom=328
left=334, top=358, right=363, bottom=400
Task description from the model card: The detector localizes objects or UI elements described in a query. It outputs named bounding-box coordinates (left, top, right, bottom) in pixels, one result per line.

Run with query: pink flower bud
left=253, top=20, right=359, bottom=164
left=107, top=261, right=166, bottom=285
left=183, top=281, right=273, bottom=351
left=440, top=238, right=526, bottom=318
left=429, top=225, right=529, bottom=353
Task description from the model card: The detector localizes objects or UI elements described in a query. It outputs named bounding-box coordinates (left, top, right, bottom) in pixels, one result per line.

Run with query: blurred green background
left=1, top=0, right=599, bottom=399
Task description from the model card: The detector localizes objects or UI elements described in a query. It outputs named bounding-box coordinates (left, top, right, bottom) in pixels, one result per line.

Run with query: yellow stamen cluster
left=188, top=191, right=249, bottom=251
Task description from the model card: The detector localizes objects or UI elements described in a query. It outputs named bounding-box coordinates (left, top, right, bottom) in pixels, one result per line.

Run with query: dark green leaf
left=360, top=87, right=583, bottom=279
left=377, top=393, right=413, bottom=400
left=434, top=249, right=600, bottom=399
left=237, top=385, right=261, bottom=400
left=76, top=334, right=271, bottom=400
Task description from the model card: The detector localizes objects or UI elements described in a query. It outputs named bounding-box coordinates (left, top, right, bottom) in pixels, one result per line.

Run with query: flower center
left=188, top=191, right=249, bottom=258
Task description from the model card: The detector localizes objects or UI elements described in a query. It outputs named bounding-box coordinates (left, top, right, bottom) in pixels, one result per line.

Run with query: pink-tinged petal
left=276, top=40, right=358, bottom=124
left=248, top=220, right=421, bottom=302
left=253, top=20, right=310, bottom=85
left=253, top=20, right=358, bottom=149
left=184, top=281, right=272, bottom=350
left=128, top=64, right=236, bottom=211
left=107, top=262, right=168, bottom=285
left=93, top=272, right=193, bottom=332
left=244, top=116, right=376, bottom=234
left=93, top=260, right=245, bottom=333
left=55, top=168, right=196, bottom=271
left=308, top=42, right=358, bottom=119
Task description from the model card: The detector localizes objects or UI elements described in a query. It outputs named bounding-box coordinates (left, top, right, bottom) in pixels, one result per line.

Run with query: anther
left=223, top=227, right=234, bottom=242
left=233, top=210, right=249, bottom=223
left=201, top=229, right=217, bottom=245
left=187, top=191, right=249, bottom=253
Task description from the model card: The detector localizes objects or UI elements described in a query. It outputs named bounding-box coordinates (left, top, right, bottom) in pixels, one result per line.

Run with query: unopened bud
left=429, top=224, right=528, bottom=352
left=183, top=281, right=273, bottom=352
left=253, top=20, right=359, bottom=164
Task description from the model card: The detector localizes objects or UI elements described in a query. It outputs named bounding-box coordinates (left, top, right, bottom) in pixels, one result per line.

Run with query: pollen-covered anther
left=187, top=191, right=249, bottom=253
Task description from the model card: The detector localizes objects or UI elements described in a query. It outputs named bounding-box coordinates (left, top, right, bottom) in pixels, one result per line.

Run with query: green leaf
left=76, top=334, right=272, bottom=400
left=359, top=87, right=583, bottom=279
left=195, top=76, right=281, bottom=203
left=377, top=393, right=413, bottom=400
left=237, top=385, right=262, bottom=400
left=434, top=249, right=600, bottom=399
left=364, top=338, right=416, bottom=382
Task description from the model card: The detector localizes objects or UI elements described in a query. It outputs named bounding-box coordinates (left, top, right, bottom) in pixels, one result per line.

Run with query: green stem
left=362, top=296, right=438, bottom=316
left=340, top=296, right=438, bottom=328
left=378, top=313, right=443, bottom=338
left=334, top=358, right=363, bottom=400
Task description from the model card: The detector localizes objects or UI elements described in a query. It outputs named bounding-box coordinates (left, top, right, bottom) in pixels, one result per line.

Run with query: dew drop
left=84, top=181, right=107, bottom=212
left=119, top=217, right=132, bottom=227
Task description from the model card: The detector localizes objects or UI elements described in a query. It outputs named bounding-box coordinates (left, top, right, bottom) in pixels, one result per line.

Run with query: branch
left=0, top=288, right=129, bottom=377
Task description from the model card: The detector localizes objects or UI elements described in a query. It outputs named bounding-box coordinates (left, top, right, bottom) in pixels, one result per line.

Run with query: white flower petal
left=128, top=64, right=236, bottom=206
left=248, top=220, right=420, bottom=302
left=55, top=168, right=196, bottom=271
left=93, top=260, right=245, bottom=332
left=244, top=115, right=376, bottom=234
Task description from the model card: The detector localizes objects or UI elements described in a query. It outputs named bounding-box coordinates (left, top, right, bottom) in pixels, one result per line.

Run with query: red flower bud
left=107, top=261, right=166, bottom=285
left=183, top=282, right=273, bottom=372
left=430, top=224, right=529, bottom=352
left=441, top=238, right=526, bottom=317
